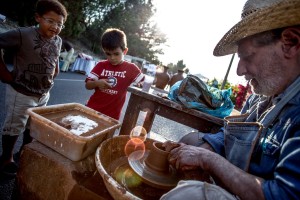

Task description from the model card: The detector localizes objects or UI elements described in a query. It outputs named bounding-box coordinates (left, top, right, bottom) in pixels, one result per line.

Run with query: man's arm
left=169, top=145, right=265, bottom=200
left=204, top=149, right=264, bottom=200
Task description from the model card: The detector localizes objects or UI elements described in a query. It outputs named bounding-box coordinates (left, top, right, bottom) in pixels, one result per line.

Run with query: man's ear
left=281, top=27, right=300, bottom=58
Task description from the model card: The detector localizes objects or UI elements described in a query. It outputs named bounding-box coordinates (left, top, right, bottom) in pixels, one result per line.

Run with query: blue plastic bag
left=168, top=75, right=234, bottom=118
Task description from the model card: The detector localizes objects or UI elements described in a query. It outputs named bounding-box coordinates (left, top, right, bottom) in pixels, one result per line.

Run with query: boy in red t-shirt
left=85, top=28, right=144, bottom=120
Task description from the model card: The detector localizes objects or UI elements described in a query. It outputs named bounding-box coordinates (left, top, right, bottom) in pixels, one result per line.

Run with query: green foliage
left=176, top=60, right=186, bottom=70
left=0, top=0, right=37, bottom=26
left=166, top=60, right=188, bottom=74
left=207, top=78, right=235, bottom=102
left=207, top=79, right=251, bottom=110
left=92, top=0, right=166, bottom=64
left=60, top=0, right=87, bottom=38
left=65, top=0, right=167, bottom=64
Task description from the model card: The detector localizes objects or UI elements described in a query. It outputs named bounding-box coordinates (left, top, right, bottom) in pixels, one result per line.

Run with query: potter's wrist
left=200, top=149, right=216, bottom=171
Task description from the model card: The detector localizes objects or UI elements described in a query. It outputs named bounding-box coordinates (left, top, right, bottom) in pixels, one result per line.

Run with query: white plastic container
left=27, top=103, right=121, bottom=161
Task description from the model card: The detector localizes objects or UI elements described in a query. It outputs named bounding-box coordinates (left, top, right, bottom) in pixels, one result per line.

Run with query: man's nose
left=236, top=59, right=246, bottom=76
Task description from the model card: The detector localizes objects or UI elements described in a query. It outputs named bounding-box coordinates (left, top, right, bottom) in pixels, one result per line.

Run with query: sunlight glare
left=152, top=0, right=246, bottom=85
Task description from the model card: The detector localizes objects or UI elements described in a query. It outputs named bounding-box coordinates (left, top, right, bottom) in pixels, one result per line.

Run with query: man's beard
left=247, top=56, right=285, bottom=96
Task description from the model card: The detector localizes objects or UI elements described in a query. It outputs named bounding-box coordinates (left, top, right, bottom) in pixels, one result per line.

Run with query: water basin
left=95, top=136, right=176, bottom=200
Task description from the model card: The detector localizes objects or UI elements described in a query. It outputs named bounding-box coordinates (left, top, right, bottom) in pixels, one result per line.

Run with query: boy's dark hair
left=101, top=28, right=127, bottom=51
left=36, top=0, right=68, bottom=22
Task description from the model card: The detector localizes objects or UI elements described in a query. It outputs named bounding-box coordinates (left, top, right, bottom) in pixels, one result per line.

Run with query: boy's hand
left=96, top=79, right=112, bottom=89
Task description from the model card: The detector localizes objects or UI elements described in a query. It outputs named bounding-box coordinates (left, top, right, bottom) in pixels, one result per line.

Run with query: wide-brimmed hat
left=214, top=0, right=300, bottom=56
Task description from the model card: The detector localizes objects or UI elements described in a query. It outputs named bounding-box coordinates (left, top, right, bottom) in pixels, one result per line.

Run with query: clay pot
left=145, top=142, right=169, bottom=172
left=128, top=140, right=179, bottom=189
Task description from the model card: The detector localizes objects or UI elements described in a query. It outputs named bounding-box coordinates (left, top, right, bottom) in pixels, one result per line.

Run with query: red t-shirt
left=85, top=60, right=143, bottom=120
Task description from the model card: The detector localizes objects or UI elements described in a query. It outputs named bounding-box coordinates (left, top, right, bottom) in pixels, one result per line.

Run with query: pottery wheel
left=128, top=150, right=179, bottom=189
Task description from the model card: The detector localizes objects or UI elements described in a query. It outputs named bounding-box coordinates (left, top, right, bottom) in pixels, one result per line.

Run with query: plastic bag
left=168, top=75, right=234, bottom=118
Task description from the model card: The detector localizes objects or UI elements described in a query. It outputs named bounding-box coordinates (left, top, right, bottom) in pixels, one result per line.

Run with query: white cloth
left=71, top=58, right=96, bottom=75
left=160, top=180, right=237, bottom=200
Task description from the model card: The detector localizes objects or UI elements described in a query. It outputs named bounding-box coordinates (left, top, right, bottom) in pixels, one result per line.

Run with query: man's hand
left=162, top=140, right=182, bottom=152
left=168, top=144, right=211, bottom=171
left=163, top=141, right=212, bottom=182
left=162, top=141, right=214, bottom=171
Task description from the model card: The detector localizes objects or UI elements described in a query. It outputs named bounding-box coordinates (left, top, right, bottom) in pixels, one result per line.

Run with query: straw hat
left=214, top=0, right=300, bottom=56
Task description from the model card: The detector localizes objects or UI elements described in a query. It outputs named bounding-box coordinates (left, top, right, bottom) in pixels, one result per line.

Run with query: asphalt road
left=0, top=70, right=194, bottom=200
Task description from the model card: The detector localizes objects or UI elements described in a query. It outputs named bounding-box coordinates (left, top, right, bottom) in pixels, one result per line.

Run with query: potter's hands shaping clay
left=162, top=141, right=182, bottom=152
left=163, top=141, right=213, bottom=182
left=168, top=144, right=212, bottom=171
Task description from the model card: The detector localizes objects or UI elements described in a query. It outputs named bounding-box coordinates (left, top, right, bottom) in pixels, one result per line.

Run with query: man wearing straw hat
left=161, top=0, right=300, bottom=199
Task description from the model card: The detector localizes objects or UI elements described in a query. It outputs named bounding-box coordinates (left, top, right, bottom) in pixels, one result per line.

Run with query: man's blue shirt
left=203, top=89, right=300, bottom=199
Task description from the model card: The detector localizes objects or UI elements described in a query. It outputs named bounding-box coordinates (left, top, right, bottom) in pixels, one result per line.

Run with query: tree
left=60, top=0, right=87, bottom=38
left=81, top=0, right=166, bottom=64
left=166, top=60, right=189, bottom=75
left=176, top=60, right=186, bottom=70
left=0, top=0, right=37, bottom=26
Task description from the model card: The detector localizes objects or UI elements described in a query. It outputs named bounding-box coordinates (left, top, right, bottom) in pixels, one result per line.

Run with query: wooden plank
left=120, top=87, right=223, bottom=135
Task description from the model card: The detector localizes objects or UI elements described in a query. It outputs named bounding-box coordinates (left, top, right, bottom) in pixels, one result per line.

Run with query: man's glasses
left=42, top=17, right=65, bottom=29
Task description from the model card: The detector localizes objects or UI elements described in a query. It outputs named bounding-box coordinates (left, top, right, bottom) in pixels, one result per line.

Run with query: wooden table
left=119, top=86, right=224, bottom=136
left=17, top=141, right=113, bottom=200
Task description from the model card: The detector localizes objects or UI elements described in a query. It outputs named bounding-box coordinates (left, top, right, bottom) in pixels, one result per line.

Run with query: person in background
left=168, top=68, right=185, bottom=88
left=153, top=65, right=170, bottom=90
left=161, top=0, right=300, bottom=199
left=0, top=0, right=67, bottom=177
left=60, top=40, right=74, bottom=72
left=85, top=28, right=144, bottom=120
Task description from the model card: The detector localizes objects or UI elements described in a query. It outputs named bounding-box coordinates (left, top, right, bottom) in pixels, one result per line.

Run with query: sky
left=152, top=0, right=247, bottom=85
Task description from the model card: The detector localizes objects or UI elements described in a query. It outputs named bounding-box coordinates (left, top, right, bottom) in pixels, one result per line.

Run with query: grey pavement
left=0, top=69, right=194, bottom=200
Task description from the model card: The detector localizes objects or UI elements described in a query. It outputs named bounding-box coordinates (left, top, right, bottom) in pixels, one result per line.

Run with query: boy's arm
left=131, top=72, right=145, bottom=86
left=0, top=49, right=13, bottom=83
left=54, top=63, right=59, bottom=78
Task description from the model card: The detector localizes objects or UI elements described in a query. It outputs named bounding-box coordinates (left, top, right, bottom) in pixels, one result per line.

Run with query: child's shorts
left=1, top=84, right=49, bottom=136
